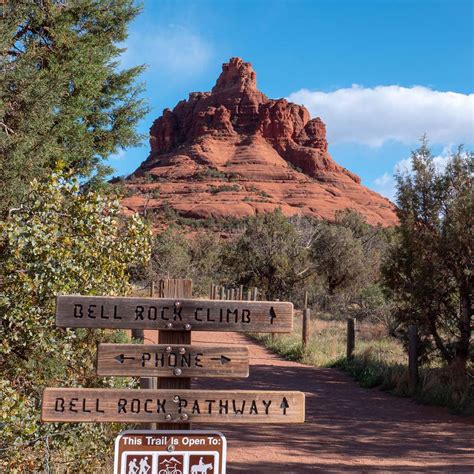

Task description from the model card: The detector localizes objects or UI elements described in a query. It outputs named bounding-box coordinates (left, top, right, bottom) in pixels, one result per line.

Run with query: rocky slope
left=122, top=58, right=397, bottom=228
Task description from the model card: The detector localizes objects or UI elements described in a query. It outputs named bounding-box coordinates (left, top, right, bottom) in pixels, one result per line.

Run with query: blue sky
left=112, top=0, right=473, bottom=200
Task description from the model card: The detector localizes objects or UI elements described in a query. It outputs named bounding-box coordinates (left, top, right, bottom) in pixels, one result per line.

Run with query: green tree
left=335, top=209, right=391, bottom=284
left=226, top=210, right=308, bottom=300
left=189, top=232, right=225, bottom=296
left=0, top=0, right=147, bottom=215
left=150, top=228, right=225, bottom=297
left=310, top=222, right=365, bottom=296
left=0, top=172, right=151, bottom=471
left=151, top=226, right=192, bottom=280
left=383, top=141, right=473, bottom=369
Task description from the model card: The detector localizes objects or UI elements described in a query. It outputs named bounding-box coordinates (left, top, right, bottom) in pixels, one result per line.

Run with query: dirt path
left=188, top=331, right=473, bottom=473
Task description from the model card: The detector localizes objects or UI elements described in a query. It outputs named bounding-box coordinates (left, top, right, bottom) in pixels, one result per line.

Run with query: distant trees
left=152, top=227, right=192, bottom=279
left=0, top=0, right=148, bottom=215
left=225, top=210, right=308, bottom=300
left=150, top=227, right=225, bottom=296
left=0, top=173, right=150, bottom=470
left=149, top=209, right=389, bottom=313
left=310, top=223, right=365, bottom=295
left=383, top=141, right=473, bottom=369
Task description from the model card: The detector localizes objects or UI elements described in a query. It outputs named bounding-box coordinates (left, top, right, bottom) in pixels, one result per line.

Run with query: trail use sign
left=97, top=344, right=249, bottom=378
left=41, top=388, right=305, bottom=424
left=114, top=430, right=226, bottom=474
left=56, top=295, right=293, bottom=332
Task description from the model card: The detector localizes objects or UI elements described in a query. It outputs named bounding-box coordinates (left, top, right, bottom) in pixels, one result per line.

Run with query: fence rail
left=209, top=283, right=260, bottom=301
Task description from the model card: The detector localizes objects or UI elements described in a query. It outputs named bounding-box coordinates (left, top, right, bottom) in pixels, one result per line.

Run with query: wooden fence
left=209, top=283, right=260, bottom=301
left=345, top=317, right=419, bottom=391
left=146, top=283, right=420, bottom=392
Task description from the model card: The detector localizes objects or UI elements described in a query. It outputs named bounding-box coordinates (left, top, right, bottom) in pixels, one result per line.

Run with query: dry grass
left=252, top=311, right=473, bottom=415
left=253, top=311, right=405, bottom=367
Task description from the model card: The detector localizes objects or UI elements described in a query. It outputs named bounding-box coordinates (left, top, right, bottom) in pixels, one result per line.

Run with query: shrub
left=208, top=184, right=240, bottom=194
left=0, top=172, right=151, bottom=471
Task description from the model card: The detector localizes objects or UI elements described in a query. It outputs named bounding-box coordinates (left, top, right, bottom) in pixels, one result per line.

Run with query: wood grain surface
left=56, top=295, right=293, bottom=332
left=96, top=343, right=249, bottom=378
left=41, top=388, right=305, bottom=424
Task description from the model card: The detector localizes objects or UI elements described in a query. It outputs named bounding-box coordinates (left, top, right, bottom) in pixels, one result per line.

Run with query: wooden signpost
left=55, top=295, right=293, bottom=333
left=42, top=388, right=305, bottom=424
left=97, top=344, right=249, bottom=378
left=42, top=282, right=305, bottom=469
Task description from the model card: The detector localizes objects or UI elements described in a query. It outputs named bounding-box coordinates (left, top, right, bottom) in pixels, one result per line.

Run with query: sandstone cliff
left=122, top=58, right=397, bottom=227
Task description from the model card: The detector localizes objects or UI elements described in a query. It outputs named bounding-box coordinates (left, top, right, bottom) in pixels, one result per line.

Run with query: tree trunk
left=456, top=281, right=472, bottom=371
left=428, top=315, right=453, bottom=364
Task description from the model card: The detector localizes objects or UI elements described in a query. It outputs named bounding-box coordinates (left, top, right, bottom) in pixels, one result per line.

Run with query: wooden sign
left=56, top=295, right=293, bottom=333
left=42, top=388, right=305, bottom=424
left=114, top=430, right=226, bottom=474
left=97, top=344, right=249, bottom=378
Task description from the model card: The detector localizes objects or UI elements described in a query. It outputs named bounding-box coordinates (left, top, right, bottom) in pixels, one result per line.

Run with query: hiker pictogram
left=126, top=455, right=151, bottom=474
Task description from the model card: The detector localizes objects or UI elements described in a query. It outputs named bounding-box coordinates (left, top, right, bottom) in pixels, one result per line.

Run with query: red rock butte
left=122, top=57, right=397, bottom=227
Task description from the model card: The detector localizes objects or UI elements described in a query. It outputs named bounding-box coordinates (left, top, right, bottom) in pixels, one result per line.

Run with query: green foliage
left=150, top=227, right=225, bottom=296
left=225, top=210, right=308, bottom=300
left=0, top=0, right=148, bottom=215
left=188, top=233, right=225, bottom=296
left=383, top=140, right=473, bottom=368
left=336, top=351, right=473, bottom=415
left=254, top=315, right=471, bottom=414
left=151, top=227, right=192, bottom=280
left=208, top=184, right=240, bottom=194
left=310, top=222, right=365, bottom=295
left=0, top=172, right=151, bottom=471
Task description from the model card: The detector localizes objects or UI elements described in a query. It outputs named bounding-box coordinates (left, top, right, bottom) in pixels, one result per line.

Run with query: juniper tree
left=0, top=0, right=147, bottom=215
left=383, top=140, right=473, bottom=369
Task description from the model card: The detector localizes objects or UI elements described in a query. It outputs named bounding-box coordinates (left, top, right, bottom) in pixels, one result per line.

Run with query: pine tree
left=0, top=0, right=148, bottom=215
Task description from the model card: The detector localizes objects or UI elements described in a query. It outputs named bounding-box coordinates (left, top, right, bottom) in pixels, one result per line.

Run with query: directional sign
left=97, top=344, right=249, bottom=378
left=55, top=295, right=293, bottom=333
left=114, top=430, right=226, bottom=474
left=41, top=388, right=305, bottom=424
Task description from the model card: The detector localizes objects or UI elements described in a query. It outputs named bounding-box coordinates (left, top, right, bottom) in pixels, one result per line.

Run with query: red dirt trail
left=186, top=331, right=473, bottom=473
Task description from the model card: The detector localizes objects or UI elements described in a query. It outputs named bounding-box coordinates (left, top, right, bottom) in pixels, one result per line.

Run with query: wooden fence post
left=246, top=289, right=251, bottom=301
left=157, top=278, right=193, bottom=430
left=252, top=287, right=258, bottom=301
left=302, top=292, right=310, bottom=347
left=220, top=286, right=225, bottom=300
left=346, top=318, right=356, bottom=360
left=240, top=285, right=244, bottom=300
left=408, top=324, right=418, bottom=392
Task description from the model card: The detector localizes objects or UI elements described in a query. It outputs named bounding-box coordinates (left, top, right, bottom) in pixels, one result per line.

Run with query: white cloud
left=120, top=25, right=212, bottom=77
left=373, top=172, right=396, bottom=201
left=109, top=149, right=126, bottom=161
left=373, top=145, right=462, bottom=200
left=288, top=85, right=474, bottom=147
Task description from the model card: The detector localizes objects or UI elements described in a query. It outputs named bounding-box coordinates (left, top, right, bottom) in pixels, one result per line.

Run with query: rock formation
left=122, top=58, right=397, bottom=228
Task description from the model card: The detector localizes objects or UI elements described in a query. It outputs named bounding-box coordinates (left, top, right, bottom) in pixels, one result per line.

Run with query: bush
left=0, top=172, right=151, bottom=471
left=208, top=184, right=240, bottom=194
